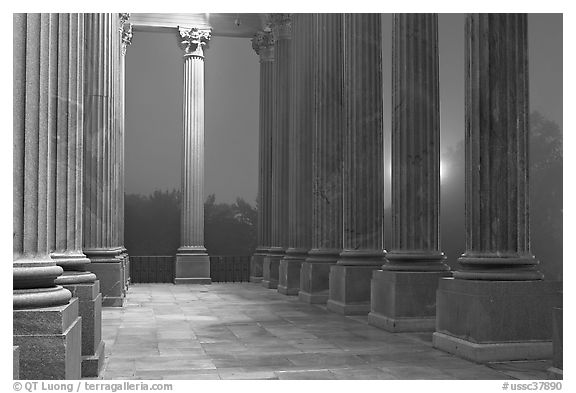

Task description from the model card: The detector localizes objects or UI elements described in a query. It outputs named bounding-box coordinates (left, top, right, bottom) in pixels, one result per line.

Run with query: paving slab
left=94, top=283, right=550, bottom=380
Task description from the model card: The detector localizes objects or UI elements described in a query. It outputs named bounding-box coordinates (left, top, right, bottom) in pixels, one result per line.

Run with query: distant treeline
left=124, top=111, right=562, bottom=281
left=124, top=191, right=257, bottom=256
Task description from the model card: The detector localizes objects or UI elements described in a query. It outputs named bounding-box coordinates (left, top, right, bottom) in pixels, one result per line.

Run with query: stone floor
left=95, top=283, right=551, bottom=380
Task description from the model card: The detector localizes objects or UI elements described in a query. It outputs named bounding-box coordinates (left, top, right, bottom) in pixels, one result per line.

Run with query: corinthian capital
left=251, top=30, right=275, bottom=61
left=179, top=27, right=212, bottom=57
left=119, top=13, right=133, bottom=55
left=269, top=13, right=292, bottom=39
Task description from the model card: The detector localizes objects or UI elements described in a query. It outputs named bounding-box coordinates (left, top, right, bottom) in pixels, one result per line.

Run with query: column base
left=13, top=346, right=19, bottom=379
left=82, top=340, right=105, bottom=377
left=250, top=248, right=267, bottom=283
left=368, top=270, right=451, bottom=332
left=327, top=264, right=381, bottom=315
left=262, top=250, right=283, bottom=289
left=298, top=249, right=339, bottom=304
left=278, top=250, right=306, bottom=296
left=88, top=261, right=125, bottom=307
left=549, top=306, right=563, bottom=378
left=174, top=250, right=211, bottom=284
left=547, top=367, right=563, bottom=380
left=60, top=279, right=104, bottom=377
left=433, top=278, right=561, bottom=362
left=14, top=298, right=82, bottom=379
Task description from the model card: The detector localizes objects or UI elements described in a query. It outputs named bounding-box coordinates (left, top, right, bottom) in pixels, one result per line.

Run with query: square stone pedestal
left=89, top=261, right=125, bottom=306
left=433, top=278, right=561, bottom=363
left=14, top=298, right=82, bottom=379
left=250, top=253, right=265, bottom=283
left=299, top=262, right=335, bottom=304
left=174, top=253, right=211, bottom=284
left=63, top=281, right=105, bottom=377
left=547, top=307, right=563, bottom=379
left=262, top=255, right=281, bottom=289
left=278, top=259, right=303, bottom=296
left=327, top=265, right=380, bottom=315
left=13, top=346, right=19, bottom=379
left=368, top=270, right=450, bottom=332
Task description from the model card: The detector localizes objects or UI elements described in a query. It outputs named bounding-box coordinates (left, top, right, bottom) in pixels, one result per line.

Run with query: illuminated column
left=250, top=29, right=275, bottom=283
left=174, top=26, right=212, bottom=284
left=299, top=14, right=344, bottom=304
left=83, top=13, right=125, bottom=306
left=368, top=14, right=450, bottom=331
left=327, top=13, right=385, bottom=314
left=13, top=13, right=82, bottom=379
left=433, top=14, right=560, bottom=362
left=42, top=13, right=105, bottom=376
left=263, top=14, right=291, bottom=289
left=119, top=13, right=132, bottom=291
left=278, top=13, right=313, bottom=295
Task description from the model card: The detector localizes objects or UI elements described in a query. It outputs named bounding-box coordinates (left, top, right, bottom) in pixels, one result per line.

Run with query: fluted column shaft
left=383, top=13, right=448, bottom=272
left=45, top=14, right=96, bottom=286
left=83, top=14, right=122, bottom=257
left=310, top=13, right=344, bottom=260
left=250, top=30, right=275, bottom=282
left=174, top=27, right=212, bottom=284
left=339, top=13, right=385, bottom=265
left=286, top=14, right=313, bottom=257
left=270, top=15, right=291, bottom=256
left=258, top=53, right=274, bottom=252
left=299, top=14, right=344, bottom=303
left=82, top=13, right=127, bottom=306
left=278, top=14, right=313, bottom=295
left=326, top=13, right=384, bottom=314
left=13, top=13, right=72, bottom=308
left=456, top=14, right=541, bottom=280
left=180, top=39, right=207, bottom=251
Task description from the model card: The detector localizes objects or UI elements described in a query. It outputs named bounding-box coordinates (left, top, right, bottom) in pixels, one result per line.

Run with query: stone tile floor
left=94, top=283, right=552, bottom=380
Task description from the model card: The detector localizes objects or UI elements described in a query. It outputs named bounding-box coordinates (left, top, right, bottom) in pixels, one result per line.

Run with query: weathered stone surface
left=62, top=281, right=102, bottom=356
left=299, top=254, right=337, bottom=304
left=250, top=251, right=266, bottom=283
left=262, top=253, right=281, bottom=289
left=278, top=253, right=305, bottom=295
left=328, top=265, right=381, bottom=315
left=174, top=253, right=211, bottom=284
left=13, top=346, right=20, bottom=379
left=433, top=278, right=561, bottom=361
left=369, top=270, right=450, bottom=332
left=547, top=306, right=563, bottom=379
left=303, top=14, right=344, bottom=303
left=14, top=298, right=82, bottom=380
left=88, top=261, right=125, bottom=307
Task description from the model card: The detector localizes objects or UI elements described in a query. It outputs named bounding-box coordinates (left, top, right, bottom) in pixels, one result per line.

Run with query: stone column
left=299, top=14, right=344, bottom=304
left=368, top=14, right=451, bottom=331
left=262, top=14, right=291, bottom=289
left=433, top=14, right=560, bottom=362
left=327, top=13, right=385, bottom=314
left=83, top=13, right=125, bottom=307
left=278, top=14, right=313, bottom=296
left=13, top=13, right=82, bottom=379
left=250, top=30, right=275, bottom=283
left=119, top=13, right=132, bottom=291
left=40, top=13, right=105, bottom=377
left=174, top=27, right=212, bottom=284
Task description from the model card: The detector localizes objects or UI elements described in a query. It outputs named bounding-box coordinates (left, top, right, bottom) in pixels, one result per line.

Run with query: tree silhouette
left=124, top=191, right=257, bottom=257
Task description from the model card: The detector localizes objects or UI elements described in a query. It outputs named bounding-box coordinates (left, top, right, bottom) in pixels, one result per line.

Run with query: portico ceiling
left=130, top=13, right=267, bottom=38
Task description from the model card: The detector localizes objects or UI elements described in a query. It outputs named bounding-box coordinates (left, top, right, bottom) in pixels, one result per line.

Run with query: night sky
left=125, top=13, right=562, bottom=203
